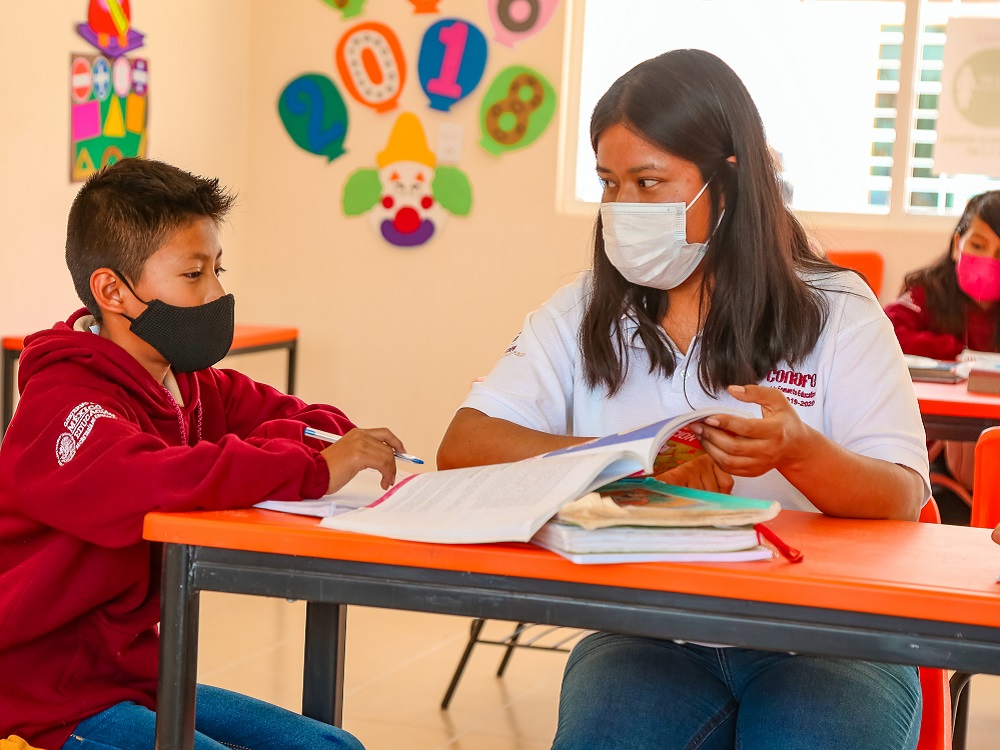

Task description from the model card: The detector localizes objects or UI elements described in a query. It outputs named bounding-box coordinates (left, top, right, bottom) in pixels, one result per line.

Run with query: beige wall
left=0, top=1, right=949, bottom=461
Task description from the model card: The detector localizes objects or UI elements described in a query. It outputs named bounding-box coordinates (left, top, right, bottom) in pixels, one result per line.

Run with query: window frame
left=555, top=0, right=965, bottom=234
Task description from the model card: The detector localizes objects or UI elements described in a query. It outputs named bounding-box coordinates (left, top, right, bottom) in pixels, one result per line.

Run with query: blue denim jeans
left=551, top=633, right=921, bottom=750
left=61, top=684, right=364, bottom=750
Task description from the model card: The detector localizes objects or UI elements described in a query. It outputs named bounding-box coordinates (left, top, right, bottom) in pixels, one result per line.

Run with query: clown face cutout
left=377, top=160, right=439, bottom=247
left=342, top=112, right=473, bottom=248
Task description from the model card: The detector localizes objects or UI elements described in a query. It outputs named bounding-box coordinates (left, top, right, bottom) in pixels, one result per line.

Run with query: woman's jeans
left=551, top=633, right=921, bottom=750
left=61, top=684, right=365, bottom=750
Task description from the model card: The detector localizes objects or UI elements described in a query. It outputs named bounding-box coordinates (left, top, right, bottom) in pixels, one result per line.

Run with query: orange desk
left=913, top=380, right=1000, bottom=441
left=1, top=324, right=298, bottom=436
left=143, top=508, right=1000, bottom=750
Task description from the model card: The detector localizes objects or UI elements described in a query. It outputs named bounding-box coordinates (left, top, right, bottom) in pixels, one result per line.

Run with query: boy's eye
left=215, top=267, right=227, bottom=277
left=597, top=177, right=614, bottom=189
left=638, top=178, right=659, bottom=188
left=184, top=271, right=202, bottom=279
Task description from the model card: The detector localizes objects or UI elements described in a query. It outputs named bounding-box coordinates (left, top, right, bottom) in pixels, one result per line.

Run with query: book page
left=320, top=452, right=628, bottom=543
left=255, top=469, right=414, bottom=517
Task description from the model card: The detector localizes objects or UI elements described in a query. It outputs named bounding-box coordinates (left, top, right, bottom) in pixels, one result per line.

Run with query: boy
left=0, top=158, right=403, bottom=749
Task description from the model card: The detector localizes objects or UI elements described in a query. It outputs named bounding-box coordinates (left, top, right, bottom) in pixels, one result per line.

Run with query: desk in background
left=144, top=508, right=1000, bottom=750
left=913, top=380, right=1000, bottom=442
left=1, top=324, right=298, bottom=436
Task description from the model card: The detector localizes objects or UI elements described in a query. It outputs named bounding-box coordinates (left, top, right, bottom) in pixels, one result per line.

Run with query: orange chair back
left=915, top=496, right=953, bottom=750
left=826, top=250, right=885, bottom=297
left=972, top=426, right=1000, bottom=529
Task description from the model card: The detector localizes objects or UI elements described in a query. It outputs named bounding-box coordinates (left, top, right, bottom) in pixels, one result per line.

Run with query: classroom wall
left=0, top=1, right=950, bottom=460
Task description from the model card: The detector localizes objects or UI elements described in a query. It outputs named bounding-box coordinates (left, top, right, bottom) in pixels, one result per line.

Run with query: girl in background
left=885, top=191, right=1000, bottom=522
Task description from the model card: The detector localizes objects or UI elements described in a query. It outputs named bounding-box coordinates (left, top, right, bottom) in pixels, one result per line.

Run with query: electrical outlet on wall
left=436, top=123, right=465, bottom=164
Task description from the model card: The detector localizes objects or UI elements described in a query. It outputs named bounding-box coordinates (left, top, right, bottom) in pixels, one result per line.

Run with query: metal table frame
left=156, top=542, right=1000, bottom=750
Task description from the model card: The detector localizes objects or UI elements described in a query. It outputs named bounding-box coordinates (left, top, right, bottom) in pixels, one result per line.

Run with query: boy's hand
left=654, top=453, right=734, bottom=494
left=689, top=384, right=813, bottom=478
left=321, top=427, right=406, bottom=492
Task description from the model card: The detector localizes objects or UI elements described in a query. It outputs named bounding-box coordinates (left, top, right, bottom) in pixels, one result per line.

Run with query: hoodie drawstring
left=161, top=386, right=201, bottom=445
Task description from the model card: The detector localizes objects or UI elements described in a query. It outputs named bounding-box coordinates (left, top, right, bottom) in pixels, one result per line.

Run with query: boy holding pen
left=0, top=158, right=406, bottom=749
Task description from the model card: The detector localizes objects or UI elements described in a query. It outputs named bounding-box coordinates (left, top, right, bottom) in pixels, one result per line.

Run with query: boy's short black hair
left=65, top=158, right=236, bottom=319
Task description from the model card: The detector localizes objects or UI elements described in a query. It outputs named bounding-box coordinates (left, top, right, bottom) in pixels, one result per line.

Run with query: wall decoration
left=342, top=112, right=472, bottom=247
left=72, top=1, right=147, bottom=182
left=417, top=18, right=488, bottom=112
left=478, top=65, right=555, bottom=156
left=279, top=73, right=350, bottom=162
left=485, top=0, right=560, bottom=48
left=336, top=22, right=406, bottom=113
left=934, top=17, right=1000, bottom=176
left=407, top=0, right=441, bottom=12
left=318, top=0, right=368, bottom=19
left=77, top=0, right=144, bottom=57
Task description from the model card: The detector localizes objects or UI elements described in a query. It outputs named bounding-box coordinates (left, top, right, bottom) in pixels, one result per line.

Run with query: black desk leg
left=156, top=544, right=201, bottom=750
left=302, top=602, right=346, bottom=726
left=951, top=672, right=973, bottom=750
left=286, top=341, right=298, bottom=396
left=2, top=349, right=17, bottom=436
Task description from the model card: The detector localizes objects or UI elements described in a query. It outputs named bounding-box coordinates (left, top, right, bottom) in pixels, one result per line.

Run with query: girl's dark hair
left=902, top=190, right=1000, bottom=348
left=582, top=49, right=837, bottom=396
left=65, top=158, right=236, bottom=320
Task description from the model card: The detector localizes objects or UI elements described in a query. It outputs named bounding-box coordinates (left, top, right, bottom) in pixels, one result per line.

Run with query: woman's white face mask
left=600, top=180, right=713, bottom=290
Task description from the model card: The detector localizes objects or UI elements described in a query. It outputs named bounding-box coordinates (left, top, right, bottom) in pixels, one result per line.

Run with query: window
left=561, top=0, right=1000, bottom=223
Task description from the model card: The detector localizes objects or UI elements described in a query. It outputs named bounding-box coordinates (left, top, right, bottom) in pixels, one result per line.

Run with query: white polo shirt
left=461, top=270, right=931, bottom=512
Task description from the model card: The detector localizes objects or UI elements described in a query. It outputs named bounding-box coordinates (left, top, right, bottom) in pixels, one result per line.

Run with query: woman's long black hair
left=902, top=190, right=1000, bottom=349
left=581, top=49, right=837, bottom=396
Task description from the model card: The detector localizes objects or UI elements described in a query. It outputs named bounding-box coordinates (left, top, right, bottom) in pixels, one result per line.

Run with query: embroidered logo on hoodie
left=56, top=402, right=116, bottom=466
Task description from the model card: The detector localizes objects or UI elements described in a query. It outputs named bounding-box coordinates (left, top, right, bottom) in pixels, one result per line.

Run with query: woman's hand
left=690, top=384, right=813, bottom=478
left=654, top=453, right=734, bottom=493
left=321, top=427, right=406, bottom=492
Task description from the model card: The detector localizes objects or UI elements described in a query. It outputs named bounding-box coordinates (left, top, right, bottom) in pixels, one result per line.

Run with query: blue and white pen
left=304, top=426, right=425, bottom=465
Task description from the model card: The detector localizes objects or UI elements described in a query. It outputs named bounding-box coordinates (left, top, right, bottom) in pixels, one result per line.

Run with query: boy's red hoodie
left=0, top=310, right=355, bottom=748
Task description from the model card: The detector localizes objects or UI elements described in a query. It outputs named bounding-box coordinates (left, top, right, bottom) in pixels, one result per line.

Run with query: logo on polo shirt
left=501, top=332, right=525, bottom=358
left=765, top=368, right=817, bottom=407
left=55, top=402, right=116, bottom=466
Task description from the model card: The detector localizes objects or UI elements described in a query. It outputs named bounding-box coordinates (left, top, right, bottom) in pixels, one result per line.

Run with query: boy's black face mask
left=113, top=271, right=235, bottom=373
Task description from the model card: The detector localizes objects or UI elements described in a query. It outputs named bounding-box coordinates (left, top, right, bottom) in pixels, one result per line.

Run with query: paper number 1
left=426, top=21, right=469, bottom=98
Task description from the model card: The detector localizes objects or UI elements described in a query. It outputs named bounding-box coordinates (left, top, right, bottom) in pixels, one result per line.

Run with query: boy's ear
left=90, top=268, right=128, bottom=317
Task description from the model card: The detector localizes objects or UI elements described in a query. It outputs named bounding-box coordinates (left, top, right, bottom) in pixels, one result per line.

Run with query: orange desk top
left=913, top=380, right=1000, bottom=419
left=2, top=324, right=297, bottom=353
left=144, top=508, right=1000, bottom=630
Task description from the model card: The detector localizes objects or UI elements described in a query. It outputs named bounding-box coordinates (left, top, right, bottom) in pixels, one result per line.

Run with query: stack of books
left=903, top=354, right=966, bottom=384
left=531, top=478, right=779, bottom=564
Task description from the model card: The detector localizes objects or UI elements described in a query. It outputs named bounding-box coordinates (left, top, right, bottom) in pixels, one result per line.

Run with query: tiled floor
left=198, top=593, right=1000, bottom=750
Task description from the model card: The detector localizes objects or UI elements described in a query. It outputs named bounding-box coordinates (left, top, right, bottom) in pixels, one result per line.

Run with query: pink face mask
left=957, top=251, right=1000, bottom=303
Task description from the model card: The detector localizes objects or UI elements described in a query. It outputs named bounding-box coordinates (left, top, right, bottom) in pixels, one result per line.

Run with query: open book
left=557, top=478, right=780, bottom=530
left=318, top=407, right=756, bottom=544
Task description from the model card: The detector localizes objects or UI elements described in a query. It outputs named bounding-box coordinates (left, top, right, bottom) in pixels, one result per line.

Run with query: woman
left=438, top=50, right=928, bottom=749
